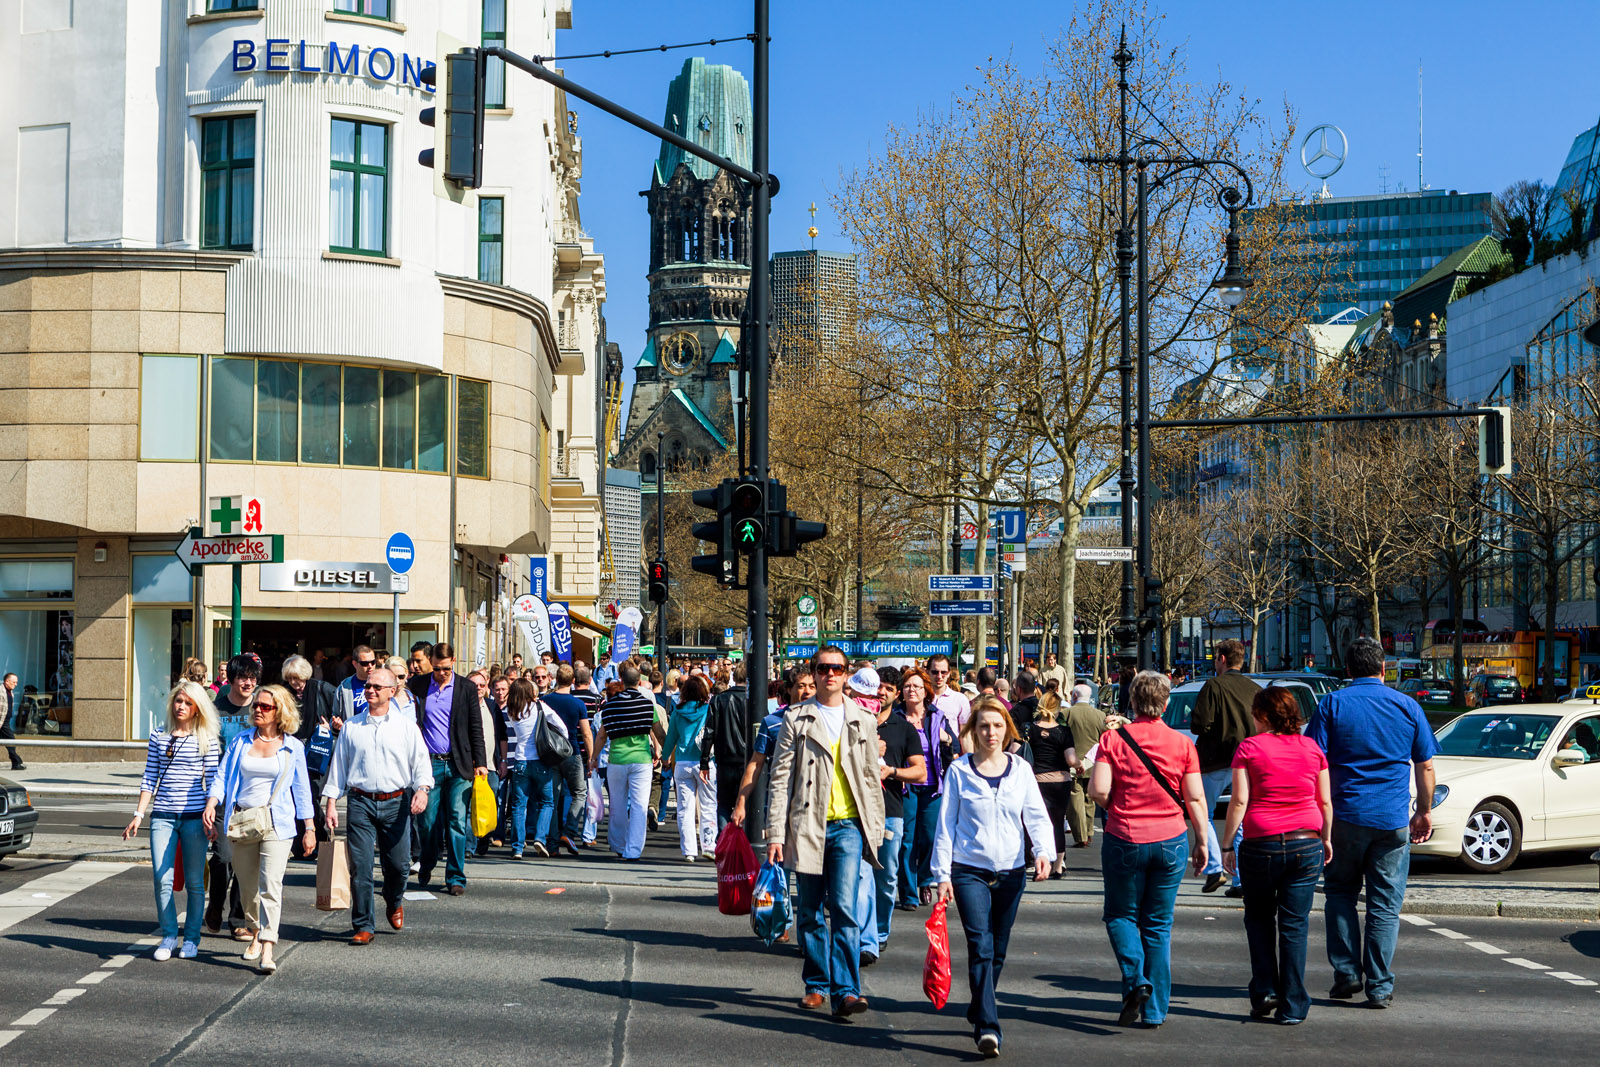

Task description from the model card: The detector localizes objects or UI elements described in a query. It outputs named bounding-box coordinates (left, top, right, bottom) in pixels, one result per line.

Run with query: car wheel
left=1459, top=801, right=1520, bottom=874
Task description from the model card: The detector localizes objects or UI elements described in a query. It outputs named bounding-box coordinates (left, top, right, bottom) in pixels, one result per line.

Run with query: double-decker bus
left=1420, top=622, right=1579, bottom=698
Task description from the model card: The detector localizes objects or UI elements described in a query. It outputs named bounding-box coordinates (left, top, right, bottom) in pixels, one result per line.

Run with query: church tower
left=617, top=57, right=754, bottom=476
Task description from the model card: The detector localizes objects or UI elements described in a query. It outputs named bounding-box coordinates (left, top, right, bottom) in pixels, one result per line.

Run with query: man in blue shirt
left=1305, top=636, right=1437, bottom=1009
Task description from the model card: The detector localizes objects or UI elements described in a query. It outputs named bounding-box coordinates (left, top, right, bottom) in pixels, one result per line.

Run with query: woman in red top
left=1220, top=686, right=1332, bottom=1025
left=1088, top=671, right=1210, bottom=1029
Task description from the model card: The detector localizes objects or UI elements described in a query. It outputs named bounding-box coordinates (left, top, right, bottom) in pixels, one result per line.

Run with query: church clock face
left=661, top=332, right=700, bottom=375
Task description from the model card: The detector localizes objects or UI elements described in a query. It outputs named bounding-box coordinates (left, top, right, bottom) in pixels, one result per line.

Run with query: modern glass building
left=1549, top=118, right=1600, bottom=245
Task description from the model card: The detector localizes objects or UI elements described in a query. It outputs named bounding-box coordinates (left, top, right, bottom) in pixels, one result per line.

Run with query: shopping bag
left=714, top=822, right=758, bottom=916
left=315, top=838, right=351, bottom=912
left=586, top=771, right=606, bottom=824
left=923, top=901, right=952, bottom=1010
left=471, top=774, right=497, bottom=838
left=172, top=839, right=184, bottom=893
left=305, top=724, right=334, bottom=776
left=749, top=860, right=792, bottom=945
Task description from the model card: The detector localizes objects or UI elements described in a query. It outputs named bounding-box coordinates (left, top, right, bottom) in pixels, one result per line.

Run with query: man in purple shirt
left=406, top=641, right=487, bottom=894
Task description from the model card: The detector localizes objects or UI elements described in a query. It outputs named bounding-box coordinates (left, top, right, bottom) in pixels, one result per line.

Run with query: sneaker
left=153, top=936, right=179, bottom=962
left=683, top=855, right=696, bottom=863
left=179, top=941, right=199, bottom=960
left=1224, top=885, right=1245, bottom=899
left=1202, top=872, right=1226, bottom=893
left=532, top=841, right=550, bottom=858
left=560, top=836, right=581, bottom=857
left=409, top=860, right=420, bottom=873
left=976, top=1032, right=1000, bottom=1058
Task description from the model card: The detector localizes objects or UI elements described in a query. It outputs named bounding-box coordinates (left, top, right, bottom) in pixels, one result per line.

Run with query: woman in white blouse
left=932, top=696, right=1054, bottom=1060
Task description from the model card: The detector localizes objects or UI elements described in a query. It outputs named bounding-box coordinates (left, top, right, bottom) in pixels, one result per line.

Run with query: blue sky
left=558, top=0, right=1600, bottom=404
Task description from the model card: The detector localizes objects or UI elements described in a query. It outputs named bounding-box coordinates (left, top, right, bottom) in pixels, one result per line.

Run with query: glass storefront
left=130, top=554, right=195, bottom=739
left=0, top=558, right=75, bottom=736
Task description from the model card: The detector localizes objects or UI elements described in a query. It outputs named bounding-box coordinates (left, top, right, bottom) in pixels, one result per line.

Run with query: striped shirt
left=597, top=689, right=656, bottom=739
left=140, top=730, right=222, bottom=814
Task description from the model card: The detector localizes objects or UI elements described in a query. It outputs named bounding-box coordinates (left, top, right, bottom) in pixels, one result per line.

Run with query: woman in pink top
left=1220, top=686, right=1332, bottom=1026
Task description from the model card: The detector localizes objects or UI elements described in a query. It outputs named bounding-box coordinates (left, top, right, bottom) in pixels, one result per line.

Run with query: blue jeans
left=509, top=759, right=558, bottom=853
left=1201, top=769, right=1241, bottom=880
left=795, top=819, right=865, bottom=1010
left=899, top=788, right=921, bottom=905
left=1323, top=820, right=1409, bottom=1000
left=856, top=816, right=904, bottom=953
left=419, top=757, right=472, bottom=887
left=951, top=863, right=1027, bottom=1040
left=1101, top=829, right=1187, bottom=1025
left=1239, top=836, right=1324, bottom=1021
left=904, top=785, right=941, bottom=903
left=149, top=812, right=208, bottom=942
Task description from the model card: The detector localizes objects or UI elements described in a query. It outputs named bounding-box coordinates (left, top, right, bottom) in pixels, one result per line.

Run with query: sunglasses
left=253, top=700, right=276, bottom=711
left=814, top=663, right=848, bottom=676
left=362, top=683, right=393, bottom=692
left=356, top=659, right=376, bottom=667
left=930, top=669, right=950, bottom=676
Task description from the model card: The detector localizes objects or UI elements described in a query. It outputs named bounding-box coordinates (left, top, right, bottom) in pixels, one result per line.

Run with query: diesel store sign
left=259, top=561, right=409, bottom=594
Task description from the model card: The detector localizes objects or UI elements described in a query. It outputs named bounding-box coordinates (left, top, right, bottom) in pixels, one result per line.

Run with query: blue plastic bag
left=749, top=860, right=792, bottom=946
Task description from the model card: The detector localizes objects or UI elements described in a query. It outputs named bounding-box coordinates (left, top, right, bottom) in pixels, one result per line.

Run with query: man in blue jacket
left=1306, top=636, right=1437, bottom=1009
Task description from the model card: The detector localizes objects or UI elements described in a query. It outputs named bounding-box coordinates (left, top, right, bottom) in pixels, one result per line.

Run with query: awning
left=568, top=609, right=612, bottom=636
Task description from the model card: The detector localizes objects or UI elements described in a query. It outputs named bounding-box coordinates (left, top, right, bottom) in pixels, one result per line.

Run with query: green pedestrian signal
left=738, top=519, right=760, bottom=544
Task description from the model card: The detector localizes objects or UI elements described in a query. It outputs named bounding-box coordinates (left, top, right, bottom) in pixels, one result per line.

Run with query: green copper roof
left=635, top=336, right=657, bottom=369
left=1402, top=235, right=1508, bottom=297
left=670, top=388, right=729, bottom=449
left=653, top=57, right=752, bottom=185
left=709, top=334, right=738, bottom=365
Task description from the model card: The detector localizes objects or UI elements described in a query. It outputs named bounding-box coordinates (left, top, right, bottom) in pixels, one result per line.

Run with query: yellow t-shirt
left=826, top=731, right=859, bottom=821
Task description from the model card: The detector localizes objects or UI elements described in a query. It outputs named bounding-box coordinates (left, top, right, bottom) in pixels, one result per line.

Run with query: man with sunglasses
left=927, top=654, right=972, bottom=733
left=331, top=645, right=380, bottom=736
left=322, top=668, right=433, bottom=945
left=407, top=642, right=488, bottom=895
left=766, top=645, right=887, bottom=1019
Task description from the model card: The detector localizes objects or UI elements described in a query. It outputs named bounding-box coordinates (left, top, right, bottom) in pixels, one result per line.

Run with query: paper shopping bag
left=315, top=838, right=351, bottom=911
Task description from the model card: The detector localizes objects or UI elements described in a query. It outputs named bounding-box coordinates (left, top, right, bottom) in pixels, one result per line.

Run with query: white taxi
left=1412, top=703, right=1600, bottom=873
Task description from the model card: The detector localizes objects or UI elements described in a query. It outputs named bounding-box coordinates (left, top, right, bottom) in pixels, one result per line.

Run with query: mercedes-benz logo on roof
left=1301, top=124, right=1347, bottom=181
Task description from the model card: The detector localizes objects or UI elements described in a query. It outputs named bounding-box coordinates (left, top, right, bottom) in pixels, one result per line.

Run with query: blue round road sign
left=385, top=532, right=415, bottom=574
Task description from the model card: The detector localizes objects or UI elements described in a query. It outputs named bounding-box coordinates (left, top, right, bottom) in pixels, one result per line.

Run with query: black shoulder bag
left=1115, top=726, right=1189, bottom=822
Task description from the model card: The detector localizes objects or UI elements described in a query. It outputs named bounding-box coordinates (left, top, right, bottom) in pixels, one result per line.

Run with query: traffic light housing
left=1140, top=575, right=1164, bottom=634
left=730, top=478, right=766, bottom=554
left=691, top=481, right=737, bottom=589
left=762, top=477, right=826, bottom=557
left=1478, top=406, right=1511, bottom=475
left=647, top=560, right=669, bottom=605
left=419, top=41, right=484, bottom=201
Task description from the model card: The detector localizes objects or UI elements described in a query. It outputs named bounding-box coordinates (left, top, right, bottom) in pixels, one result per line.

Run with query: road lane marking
left=1399, top=914, right=1434, bottom=926
left=0, top=1031, right=20, bottom=1049
left=12, top=1009, right=55, bottom=1026
left=76, top=971, right=109, bottom=985
left=1466, top=942, right=1506, bottom=955
left=42, top=990, right=84, bottom=1006
left=1546, top=972, right=1596, bottom=985
left=0, top=862, right=124, bottom=935
left=1504, top=958, right=1548, bottom=970
left=1430, top=927, right=1470, bottom=939
left=102, top=954, right=135, bottom=968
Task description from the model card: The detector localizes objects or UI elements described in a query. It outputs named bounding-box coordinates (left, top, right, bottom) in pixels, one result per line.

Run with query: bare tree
left=1492, top=179, right=1555, bottom=268
left=1208, top=490, right=1298, bottom=671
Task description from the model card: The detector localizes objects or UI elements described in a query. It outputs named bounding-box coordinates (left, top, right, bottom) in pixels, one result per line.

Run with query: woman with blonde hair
left=1026, top=690, right=1077, bottom=878
left=384, top=655, right=418, bottom=720
left=123, top=681, right=222, bottom=961
left=205, top=683, right=314, bottom=974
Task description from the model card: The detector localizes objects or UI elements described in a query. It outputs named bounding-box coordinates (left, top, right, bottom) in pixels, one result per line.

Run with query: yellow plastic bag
left=471, top=774, right=497, bottom=839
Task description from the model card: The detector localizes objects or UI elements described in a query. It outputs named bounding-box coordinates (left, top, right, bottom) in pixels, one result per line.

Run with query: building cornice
left=0, top=248, right=246, bottom=273
left=436, top=274, right=560, bottom=372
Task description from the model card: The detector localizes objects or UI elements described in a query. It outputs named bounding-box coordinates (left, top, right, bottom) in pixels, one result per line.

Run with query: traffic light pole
left=656, top=430, right=668, bottom=677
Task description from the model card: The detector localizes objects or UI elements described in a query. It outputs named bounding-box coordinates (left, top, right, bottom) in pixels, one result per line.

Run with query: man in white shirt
left=323, top=668, right=432, bottom=945
left=927, top=654, right=972, bottom=732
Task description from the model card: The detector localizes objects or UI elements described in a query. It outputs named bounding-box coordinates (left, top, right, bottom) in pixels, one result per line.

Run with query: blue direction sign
left=930, top=600, right=995, bottom=617
left=928, top=574, right=995, bottom=591
left=385, top=532, right=415, bottom=574
left=785, top=638, right=957, bottom=659
left=1001, top=561, right=1014, bottom=580
left=995, top=509, right=1026, bottom=542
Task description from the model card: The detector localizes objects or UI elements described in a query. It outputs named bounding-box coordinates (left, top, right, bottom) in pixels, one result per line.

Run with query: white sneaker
left=410, top=861, right=420, bottom=873
left=153, top=936, right=179, bottom=962
left=179, top=941, right=199, bottom=959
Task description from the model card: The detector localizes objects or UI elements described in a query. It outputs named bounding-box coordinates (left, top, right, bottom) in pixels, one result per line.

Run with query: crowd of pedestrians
left=114, top=635, right=1437, bottom=1051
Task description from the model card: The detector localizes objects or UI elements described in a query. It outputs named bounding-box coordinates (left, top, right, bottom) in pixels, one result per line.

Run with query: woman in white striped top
left=122, top=681, right=222, bottom=961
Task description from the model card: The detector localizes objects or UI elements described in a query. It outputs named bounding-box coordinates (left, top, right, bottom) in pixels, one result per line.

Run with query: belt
left=428, top=752, right=450, bottom=760
left=350, top=787, right=405, bottom=801
left=1243, top=830, right=1322, bottom=843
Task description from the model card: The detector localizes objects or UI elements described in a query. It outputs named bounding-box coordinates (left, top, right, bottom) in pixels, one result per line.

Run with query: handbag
left=470, top=773, right=497, bottom=838
left=305, top=724, right=334, bottom=777
left=1115, top=726, right=1189, bottom=821
left=535, top=702, right=574, bottom=767
left=227, top=751, right=292, bottom=843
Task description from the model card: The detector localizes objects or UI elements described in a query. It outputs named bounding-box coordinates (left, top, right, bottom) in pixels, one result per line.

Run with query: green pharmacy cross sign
left=211, top=497, right=241, bottom=532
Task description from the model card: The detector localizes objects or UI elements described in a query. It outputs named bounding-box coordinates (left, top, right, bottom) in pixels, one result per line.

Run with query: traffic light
left=647, top=560, right=670, bottom=605
left=1478, top=406, right=1511, bottom=475
left=730, top=478, right=766, bottom=554
left=419, top=40, right=484, bottom=200
left=691, top=480, right=737, bottom=588
left=762, top=477, right=826, bottom=557
left=1140, top=575, right=1164, bottom=633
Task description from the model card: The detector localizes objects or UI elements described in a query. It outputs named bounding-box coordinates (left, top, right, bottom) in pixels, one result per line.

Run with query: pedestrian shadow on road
left=1566, top=930, right=1600, bottom=959
left=573, top=925, right=790, bottom=956
left=643, top=894, right=722, bottom=908
left=1029, top=973, right=1247, bottom=1024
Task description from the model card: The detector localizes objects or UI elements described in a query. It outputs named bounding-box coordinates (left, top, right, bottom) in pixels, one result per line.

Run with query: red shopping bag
left=714, top=822, right=758, bottom=916
left=172, top=840, right=184, bottom=893
left=923, top=901, right=952, bottom=1010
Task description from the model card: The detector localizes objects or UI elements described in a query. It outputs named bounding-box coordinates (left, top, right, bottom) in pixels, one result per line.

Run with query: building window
left=208, top=0, right=259, bottom=11
left=139, top=354, right=200, bottom=461
left=330, top=119, right=388, bottom=256
left=418, top=373, right=449, bottom=472
left=478, top=197, right=503, bottom=284
left=483, top=0, right=506, bottom=108
left=381, top=370, right=416, bottom=470
left=553, top=554, right=563, bottom=591
left=209, top=356, right=256, bottom=461
left=342, top=365, right=381, bottom=466
left=200, top=115, right=254, bottom=250
left=456, top=377, right=490, bottom=478
left=300, top=362, right=341, bottom=465
left=0, top=559, right=74, bottom=738
left=332, top=0, right=391, bottom=19
left=256, top=359, right=299, bottom=462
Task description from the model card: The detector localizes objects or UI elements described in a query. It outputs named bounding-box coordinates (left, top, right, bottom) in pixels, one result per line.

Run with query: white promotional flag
left=513, top=594, right=553, bottom=658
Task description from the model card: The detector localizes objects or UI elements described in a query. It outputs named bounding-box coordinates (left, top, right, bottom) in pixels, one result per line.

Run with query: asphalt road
left=2, top=850, right=1598, bottom=1066
left=26, top=797, right=1600, bottom=884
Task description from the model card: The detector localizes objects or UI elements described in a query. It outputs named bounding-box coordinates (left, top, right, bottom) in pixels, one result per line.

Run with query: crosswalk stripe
left=1504, top=958, right=1549, bottom=970
left=1399, top=914, right=1434, bottom=926
left=1466, top=941, right=1506, bottom=955
left=0, top=862, right=124, bottom=935
left=11, top=1009, right=55, bottom=1026
left=1430, top=927, right=1470, bottom=939
left=0, top=1031, right=21, bottom=1049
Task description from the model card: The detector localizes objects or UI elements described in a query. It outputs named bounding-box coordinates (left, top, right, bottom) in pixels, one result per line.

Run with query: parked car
left=1466, top=673, right=1524, bottom=708
left=1251, top=670, right=1342, bottom=698
left=1393, top=677, right=1455, bottom=706
left=1412, top=704, right=1600, bottom=873
left=0, top=777, right=38, bottom=860
left=1161, top=676, right=1317, bottom=739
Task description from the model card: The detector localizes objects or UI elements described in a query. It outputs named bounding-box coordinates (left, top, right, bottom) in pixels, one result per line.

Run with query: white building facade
left=0, top=0, right=607, bottom=750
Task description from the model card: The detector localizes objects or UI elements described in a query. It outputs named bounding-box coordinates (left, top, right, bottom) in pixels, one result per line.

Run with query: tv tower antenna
left=1417, top=59, right=1428, bottom=191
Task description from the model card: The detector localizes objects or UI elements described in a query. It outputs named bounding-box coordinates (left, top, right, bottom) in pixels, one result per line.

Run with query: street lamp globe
left=1216, top=282, right=1247, bottom=308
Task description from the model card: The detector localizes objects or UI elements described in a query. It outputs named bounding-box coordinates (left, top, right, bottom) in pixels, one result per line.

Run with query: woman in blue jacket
left=662, top=674, right=716, bottom=861
left=205, top=683, right=315, bottom=974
